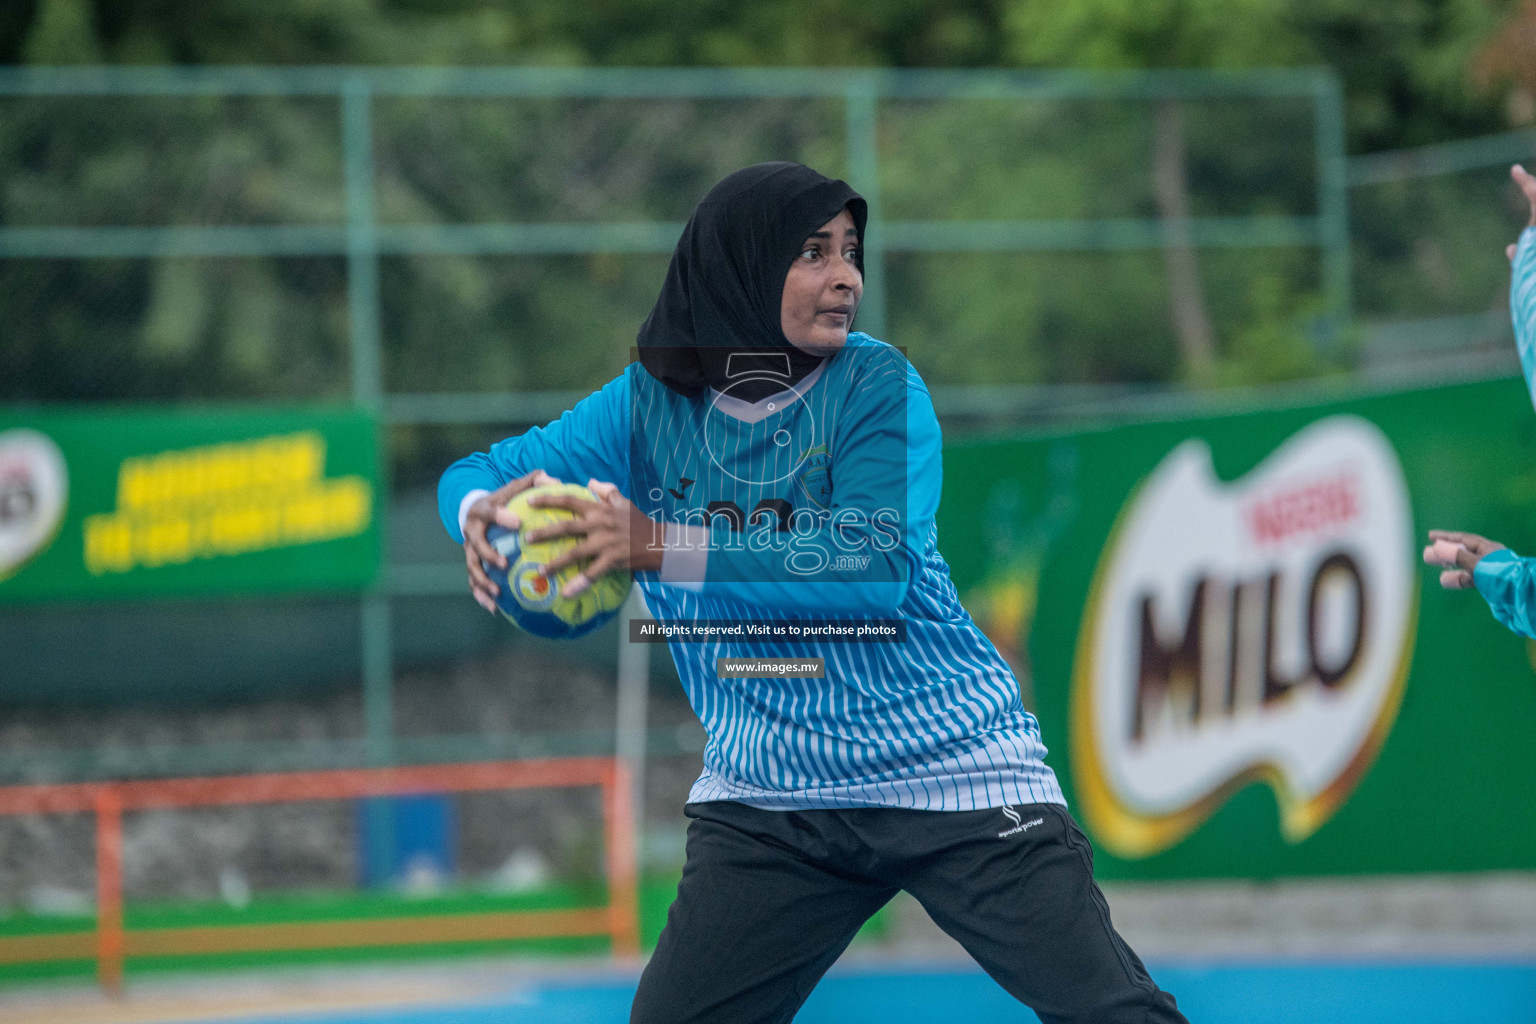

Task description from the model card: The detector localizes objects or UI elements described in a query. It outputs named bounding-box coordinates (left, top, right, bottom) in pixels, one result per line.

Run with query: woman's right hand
left=463, top=470, right=560, bottom=612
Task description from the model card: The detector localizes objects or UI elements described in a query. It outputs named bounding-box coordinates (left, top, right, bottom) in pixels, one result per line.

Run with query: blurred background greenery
left=5, top=0, right=1536, bottom=415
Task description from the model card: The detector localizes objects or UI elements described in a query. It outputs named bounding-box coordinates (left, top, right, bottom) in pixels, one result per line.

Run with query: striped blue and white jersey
left=1473, top=226, right=1536, bottom=636
left=1516, top=226, right=1536, bottom=409
left=439, top=334, right=1064, bottom=811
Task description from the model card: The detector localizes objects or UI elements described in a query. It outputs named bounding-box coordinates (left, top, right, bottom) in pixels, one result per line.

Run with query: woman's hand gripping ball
left=524, top=479, right=666, bottom=597
left=462, top=470, right=561, bottom=613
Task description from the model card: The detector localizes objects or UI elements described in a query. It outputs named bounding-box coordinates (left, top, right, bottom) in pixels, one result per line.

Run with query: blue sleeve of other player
left=694, top=355, right=939, bottom=615
left=1472, top=547, right=1536, bottom=639
left=1513, top=226, right=1536, bottom=410
left=436, top=371, right=632, bottom=544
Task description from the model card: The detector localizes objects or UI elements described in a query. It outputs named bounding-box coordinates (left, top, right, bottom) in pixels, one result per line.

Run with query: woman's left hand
left=525, top=479, right=667, bottom=595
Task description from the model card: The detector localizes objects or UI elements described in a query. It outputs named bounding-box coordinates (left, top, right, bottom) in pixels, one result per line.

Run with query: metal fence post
left=94, top=788, right=124, bottom=994
left=845, top=74, right=887, bottom=342
left=615, top=587, right=650, bottom=873
left=344, top=74, right=397, bottom=882
left=604, top=758, right=642, bottom=957
left=1314, top=71, right=1353, bottom=346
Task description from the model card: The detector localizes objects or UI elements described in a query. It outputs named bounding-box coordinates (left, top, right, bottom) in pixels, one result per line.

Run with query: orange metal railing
left=0, top=758, right=640, bottom=992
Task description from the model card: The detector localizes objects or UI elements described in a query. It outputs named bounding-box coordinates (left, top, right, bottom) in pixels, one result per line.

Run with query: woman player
left=438, top=162, right=1186, bottom=1023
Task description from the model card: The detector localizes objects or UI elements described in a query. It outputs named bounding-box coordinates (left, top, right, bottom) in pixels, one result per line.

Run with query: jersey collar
left=705, top=357, right=829, bottom=424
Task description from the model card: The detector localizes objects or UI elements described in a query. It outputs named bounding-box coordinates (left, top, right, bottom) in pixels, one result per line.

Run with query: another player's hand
left=1506, top=164, right=1536, bottom=261
left=525, top=479, right=667, bottom=596
left=463, top=470, right=561, bottom=613
left=1422, top=529, right=1506, bottom=590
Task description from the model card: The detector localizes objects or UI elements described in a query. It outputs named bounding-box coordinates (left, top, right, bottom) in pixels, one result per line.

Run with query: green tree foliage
left=1005, top=0, right=1329, bottom=384
left=0, top=0, right=1524, bottom=429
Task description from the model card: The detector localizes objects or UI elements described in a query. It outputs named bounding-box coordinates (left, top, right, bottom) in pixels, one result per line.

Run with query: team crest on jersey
left=795, top=445, right=832, bottom=508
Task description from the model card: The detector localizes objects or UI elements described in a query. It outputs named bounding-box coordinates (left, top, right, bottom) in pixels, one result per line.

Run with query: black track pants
left=630, top=801, right=1186, bottom=1024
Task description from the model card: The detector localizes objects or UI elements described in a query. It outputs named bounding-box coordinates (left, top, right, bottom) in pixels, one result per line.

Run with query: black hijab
left=636, top=162, right=868, bottom=402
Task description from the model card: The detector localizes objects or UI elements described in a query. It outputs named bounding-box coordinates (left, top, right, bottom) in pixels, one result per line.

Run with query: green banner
left=942, top=376, right=1536, bottom=878
left=0, top=407, right=380, bottom=602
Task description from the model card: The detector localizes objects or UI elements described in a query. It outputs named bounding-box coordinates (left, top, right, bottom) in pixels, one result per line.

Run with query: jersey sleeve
left=1513, top=226, right=1536, bottom=410
left=685, top=354, right=939, bottom=615
left=1472, top=547, right=1536, bottom=639
left=436, top=371, right=632, bottom=544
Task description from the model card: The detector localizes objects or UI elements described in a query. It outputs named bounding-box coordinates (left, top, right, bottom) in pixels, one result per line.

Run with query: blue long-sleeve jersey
left=1471, top=226, right=1536, bottom=636
left=439, top=334, right=1064, bottom=811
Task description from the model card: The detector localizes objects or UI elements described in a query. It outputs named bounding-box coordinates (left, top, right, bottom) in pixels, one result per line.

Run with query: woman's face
left=780, top=208, right=862, bottom=355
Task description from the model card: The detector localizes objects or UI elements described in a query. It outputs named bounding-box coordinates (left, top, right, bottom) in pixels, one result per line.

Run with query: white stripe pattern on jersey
left=629, top=338, right=1065, bottom=812
left=1514, top=226, right=1536, bottom=410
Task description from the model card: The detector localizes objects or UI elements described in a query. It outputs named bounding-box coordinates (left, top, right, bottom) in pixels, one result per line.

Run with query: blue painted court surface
left=193, top=960, right=1536, bottom=1024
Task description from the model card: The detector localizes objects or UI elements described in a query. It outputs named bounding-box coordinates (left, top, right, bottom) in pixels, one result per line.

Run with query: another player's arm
left=1422, top=529, right=1536, bottom=638
left=1508, top=165, right=1536, bottom=405
left=1422, top=168, right=1536, bottom=635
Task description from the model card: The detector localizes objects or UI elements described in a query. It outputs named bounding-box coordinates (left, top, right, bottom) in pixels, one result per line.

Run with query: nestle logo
left=1244, top=471, right=1360, bottom=546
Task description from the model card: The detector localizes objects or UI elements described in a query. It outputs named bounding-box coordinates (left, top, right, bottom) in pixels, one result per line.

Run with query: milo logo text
left=1073, top=416, right=1416, bottom=858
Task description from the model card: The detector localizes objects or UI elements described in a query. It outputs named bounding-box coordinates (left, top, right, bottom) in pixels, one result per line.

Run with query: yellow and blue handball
left=482, top=482, right=632, bottom=639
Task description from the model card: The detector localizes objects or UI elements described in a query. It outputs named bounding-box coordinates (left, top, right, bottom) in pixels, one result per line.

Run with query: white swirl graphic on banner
left=1072, top=415, right=1416, bottom=857
left=0, top=429, right=68, bottom=582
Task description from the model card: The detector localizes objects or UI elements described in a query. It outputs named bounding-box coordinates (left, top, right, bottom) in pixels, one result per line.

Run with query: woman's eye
left=800, top=247, right=821, bottom=260
left=843, top=248, right=861, bottom=263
